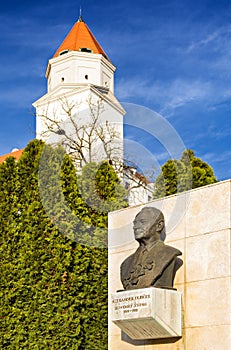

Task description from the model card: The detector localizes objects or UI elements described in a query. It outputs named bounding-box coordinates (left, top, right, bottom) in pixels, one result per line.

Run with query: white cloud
left=159, top=80, right=211, bottom=113
left=202, top=150, right=231, bottom=164
left=187, top=30, right=221, bottom=52
left=0, top=13, right=68, bottom=51
left=186, top=24, right=231, bottom=52
left=116, top=77, right=212, bottom=115
left=0, top=85, right=43, bottom=108
left=186, top=25, right=231, bottom=79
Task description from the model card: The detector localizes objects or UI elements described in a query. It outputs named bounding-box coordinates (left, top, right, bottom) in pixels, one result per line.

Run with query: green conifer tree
left=153, top=149, right=217, bottom=199
left=0, top=139, right=127, bottom=350
left=0, top=156, right=19, bottom=239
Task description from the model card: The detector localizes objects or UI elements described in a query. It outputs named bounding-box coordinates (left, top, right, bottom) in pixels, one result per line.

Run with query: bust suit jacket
left=120, top=240, right=182, bottom=290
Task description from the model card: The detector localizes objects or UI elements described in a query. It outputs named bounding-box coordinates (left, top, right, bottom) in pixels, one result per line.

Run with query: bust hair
left=139, top=207, right=164, bottom=223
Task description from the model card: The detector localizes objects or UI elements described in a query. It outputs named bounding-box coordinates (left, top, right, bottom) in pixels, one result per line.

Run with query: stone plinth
left=111, top=288, right=182, bottom=340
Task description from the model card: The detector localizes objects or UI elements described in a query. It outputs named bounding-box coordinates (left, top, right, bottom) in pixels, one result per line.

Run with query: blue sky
left=1, top=0, right=231, bottom=180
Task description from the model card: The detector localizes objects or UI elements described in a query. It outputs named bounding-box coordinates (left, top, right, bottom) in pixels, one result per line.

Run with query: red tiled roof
left=0, top=149, right=24, bottom=164
left=53, top=18, right=109, bottom=60
left=135, top=172, right=152, bottom=185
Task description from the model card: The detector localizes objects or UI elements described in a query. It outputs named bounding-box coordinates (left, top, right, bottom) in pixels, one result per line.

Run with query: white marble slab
left=111, top=287, right=182, bottom=340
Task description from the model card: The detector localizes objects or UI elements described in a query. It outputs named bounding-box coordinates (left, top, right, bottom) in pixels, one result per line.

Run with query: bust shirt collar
left=139, top=239, right=162, bottom=252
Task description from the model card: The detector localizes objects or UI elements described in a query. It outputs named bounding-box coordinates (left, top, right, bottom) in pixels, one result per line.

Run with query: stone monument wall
left=108, top=180, right=231, bottom=350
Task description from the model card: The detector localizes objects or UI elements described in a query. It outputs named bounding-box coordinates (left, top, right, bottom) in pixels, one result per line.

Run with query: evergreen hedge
left=0, top=140, right=127, bottom=349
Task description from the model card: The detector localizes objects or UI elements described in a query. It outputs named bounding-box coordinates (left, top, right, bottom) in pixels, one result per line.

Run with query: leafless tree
left=35, top=94, right=154, bottom=200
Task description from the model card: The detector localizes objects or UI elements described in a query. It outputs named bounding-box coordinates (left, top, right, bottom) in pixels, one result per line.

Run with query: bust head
left=120, top=207, right=182, bottom=290
left=133, top=207, right=165, bottom=245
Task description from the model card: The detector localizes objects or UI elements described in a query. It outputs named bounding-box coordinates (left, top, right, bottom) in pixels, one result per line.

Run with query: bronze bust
left=120, top=207, right=182, bottom=290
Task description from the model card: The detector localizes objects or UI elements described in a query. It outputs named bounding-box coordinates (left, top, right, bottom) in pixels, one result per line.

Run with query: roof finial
left=78, top=6, right=83, bottom=22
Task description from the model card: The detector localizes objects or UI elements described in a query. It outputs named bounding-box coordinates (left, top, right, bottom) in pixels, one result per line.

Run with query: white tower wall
left=34, top=87, right=124, bottom=166
left=46, top=52, right=115, bottom=93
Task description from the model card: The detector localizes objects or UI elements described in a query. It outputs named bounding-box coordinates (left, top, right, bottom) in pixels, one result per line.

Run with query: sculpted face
left=133, top=209, right=160, bottom=242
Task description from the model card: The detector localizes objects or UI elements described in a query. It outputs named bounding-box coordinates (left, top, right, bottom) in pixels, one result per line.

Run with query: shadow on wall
left=122, top=332, right=181, bottom=345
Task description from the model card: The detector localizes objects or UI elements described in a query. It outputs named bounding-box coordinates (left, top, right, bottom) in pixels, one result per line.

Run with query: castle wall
left=108, top=180, right=231, bottom=349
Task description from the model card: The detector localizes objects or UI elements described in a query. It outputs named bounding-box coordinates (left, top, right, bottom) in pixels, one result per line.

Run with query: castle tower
left=33, top=15, right=125, bottom=166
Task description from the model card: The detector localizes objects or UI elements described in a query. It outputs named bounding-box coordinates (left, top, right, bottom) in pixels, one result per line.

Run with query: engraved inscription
left=112, top=293, right=151, bottom=315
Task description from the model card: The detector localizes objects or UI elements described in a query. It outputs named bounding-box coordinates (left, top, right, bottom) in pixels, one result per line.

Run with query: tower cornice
left=46, top=50, right=116, bottom=79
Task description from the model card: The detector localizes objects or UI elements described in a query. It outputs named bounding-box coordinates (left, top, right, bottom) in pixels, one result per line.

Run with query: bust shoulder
left=152, top=240, right=181, bottom=254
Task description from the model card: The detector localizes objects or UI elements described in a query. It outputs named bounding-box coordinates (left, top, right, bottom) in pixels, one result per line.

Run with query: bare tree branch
left=35, top=93, right=155, bottom=202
